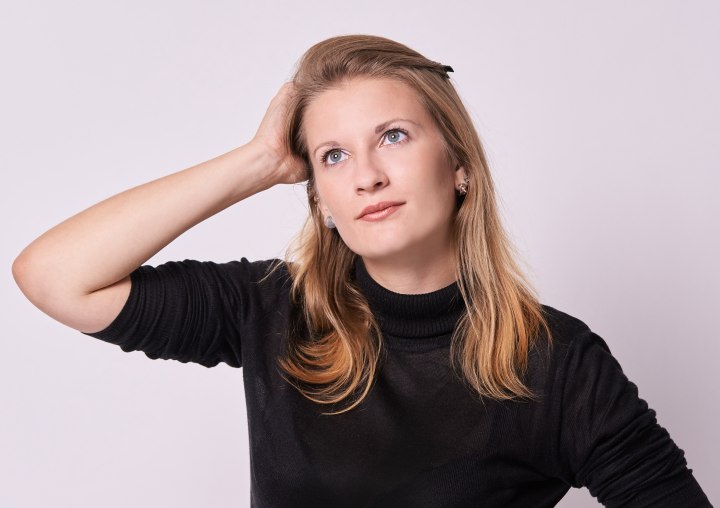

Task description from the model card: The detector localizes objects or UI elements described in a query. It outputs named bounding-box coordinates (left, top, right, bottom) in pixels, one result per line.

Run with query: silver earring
left=457, top=174, right=469, bottom=196
left=324, top=216, right=336, bottom=229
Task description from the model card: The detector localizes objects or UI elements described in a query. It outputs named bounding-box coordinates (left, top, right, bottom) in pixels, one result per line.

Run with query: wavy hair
left=275, top=34, right=552, bottom=415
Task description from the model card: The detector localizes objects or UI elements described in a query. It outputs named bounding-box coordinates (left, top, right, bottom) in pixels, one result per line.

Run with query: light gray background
left=2, top=1, right=718, bottom=506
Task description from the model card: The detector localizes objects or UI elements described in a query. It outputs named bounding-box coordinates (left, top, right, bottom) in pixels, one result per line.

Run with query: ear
left=454, top=165, right=468, bottom=187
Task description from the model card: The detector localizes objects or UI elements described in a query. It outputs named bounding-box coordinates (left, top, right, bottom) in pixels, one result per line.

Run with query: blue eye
left=321, top=148, right=348, bottom=166
left=382, top=128, right=408, bottom=145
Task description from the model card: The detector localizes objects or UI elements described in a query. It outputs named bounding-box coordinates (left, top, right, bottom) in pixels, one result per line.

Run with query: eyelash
left=319, top=127, right=409, bottom=166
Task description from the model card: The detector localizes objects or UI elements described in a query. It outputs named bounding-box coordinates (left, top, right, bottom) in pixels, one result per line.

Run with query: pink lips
left=356, top=201, right=405, bottom=221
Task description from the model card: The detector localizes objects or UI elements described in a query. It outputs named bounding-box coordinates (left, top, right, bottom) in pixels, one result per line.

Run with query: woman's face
left=304, top=77, right=466, bottom=267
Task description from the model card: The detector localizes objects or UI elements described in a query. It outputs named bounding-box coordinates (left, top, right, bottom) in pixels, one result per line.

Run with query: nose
left=354, top=151, right=389, bottom=193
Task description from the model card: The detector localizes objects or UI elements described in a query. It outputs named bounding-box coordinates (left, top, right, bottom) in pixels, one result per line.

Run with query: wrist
left=230, top=141, right=284, bottom=191
left=245, top=140, right=287, bottom=185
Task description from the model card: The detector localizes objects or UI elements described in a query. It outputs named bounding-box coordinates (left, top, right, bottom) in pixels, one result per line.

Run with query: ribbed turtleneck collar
left=353, top=258, right=466, bottom=350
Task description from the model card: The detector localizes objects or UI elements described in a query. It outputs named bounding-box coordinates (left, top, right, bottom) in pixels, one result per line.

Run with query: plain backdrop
left=2, top=1, right=718, bottom=506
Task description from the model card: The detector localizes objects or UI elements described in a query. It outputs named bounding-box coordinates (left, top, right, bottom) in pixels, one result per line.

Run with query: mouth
left=356, top=201, right=405, bottom=221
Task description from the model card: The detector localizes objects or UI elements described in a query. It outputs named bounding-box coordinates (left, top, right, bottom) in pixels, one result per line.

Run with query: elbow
left=12, top=251, right=85, bottom=331
left=12, top=249, right=54, bottom=305
left=12, top=251, right=33, bottom=296
left=12, top=250, right=129, bottom=334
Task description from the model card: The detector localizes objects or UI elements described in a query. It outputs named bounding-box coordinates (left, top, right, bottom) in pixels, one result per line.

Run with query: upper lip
left=356, top=201, right=405, bottom=219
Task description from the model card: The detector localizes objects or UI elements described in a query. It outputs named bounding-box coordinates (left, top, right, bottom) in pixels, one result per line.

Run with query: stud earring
left=324, top=216, right=336, bottom=229
left=457, top=174, right=469, bottom=196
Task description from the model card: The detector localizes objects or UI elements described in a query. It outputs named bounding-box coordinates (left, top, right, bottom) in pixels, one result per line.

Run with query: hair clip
left=443, top=65, right=454, bottom=73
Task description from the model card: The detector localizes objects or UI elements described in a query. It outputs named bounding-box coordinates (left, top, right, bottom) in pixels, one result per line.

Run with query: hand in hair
left=251, top=82, right=308, bottom=185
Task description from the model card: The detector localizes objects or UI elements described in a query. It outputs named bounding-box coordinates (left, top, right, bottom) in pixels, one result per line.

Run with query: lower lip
left=359, top=204, right=402, bottom=222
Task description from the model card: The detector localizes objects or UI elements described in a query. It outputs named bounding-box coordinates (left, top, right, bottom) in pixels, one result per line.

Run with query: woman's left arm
left=553, top=328, right=712, bottom=507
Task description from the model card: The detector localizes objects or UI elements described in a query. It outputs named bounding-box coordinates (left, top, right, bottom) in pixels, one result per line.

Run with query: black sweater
left=84, top=258, right=711, bottom=507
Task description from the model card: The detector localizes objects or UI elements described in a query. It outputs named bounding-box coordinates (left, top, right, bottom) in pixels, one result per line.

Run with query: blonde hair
left=276, top=34, right=552, bottom=415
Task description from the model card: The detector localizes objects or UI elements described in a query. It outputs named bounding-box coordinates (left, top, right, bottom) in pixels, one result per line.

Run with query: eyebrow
left=311, top=118, right=420, bottom=158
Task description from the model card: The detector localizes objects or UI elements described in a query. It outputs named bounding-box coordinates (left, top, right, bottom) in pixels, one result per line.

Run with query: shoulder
left=538, top=304, right=611, bottom=354
left=214, top=257, right=293, bottom=302
left=227, top=257, right=292, bottom=286
left=540, top=305, right=590, bottom=342
left=528, top=304, right=618, bottom=388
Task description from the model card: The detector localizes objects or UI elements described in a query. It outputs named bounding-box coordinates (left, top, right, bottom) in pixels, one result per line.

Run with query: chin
left=344, top=235, right=416, bottom=263
left=341, top=223, right=453, bottom=266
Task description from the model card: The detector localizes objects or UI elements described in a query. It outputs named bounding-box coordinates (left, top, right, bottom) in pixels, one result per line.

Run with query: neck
left=353, top=257, right=465, bottom=349
left=360, top=247, right=457, bottom=295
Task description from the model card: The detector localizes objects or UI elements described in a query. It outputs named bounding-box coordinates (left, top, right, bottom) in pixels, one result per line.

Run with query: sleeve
left=82, top=258, right=282, bottom=369
left=555, top=328, right=712, bottom=507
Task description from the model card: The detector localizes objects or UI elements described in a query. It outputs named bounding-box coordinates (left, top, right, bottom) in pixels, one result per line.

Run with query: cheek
left=419, top=173, right=459, bottom=226
left=418, top=161, right=457, bottom=203
left=313, top=177, right=338, bottom=210
left=427, top=189, right=458, bottom=224
left=316, top=185, right=356, bottom=226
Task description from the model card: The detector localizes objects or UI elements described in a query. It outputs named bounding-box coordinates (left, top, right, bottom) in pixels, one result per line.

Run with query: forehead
left=303, top=77, right=432, bottom=141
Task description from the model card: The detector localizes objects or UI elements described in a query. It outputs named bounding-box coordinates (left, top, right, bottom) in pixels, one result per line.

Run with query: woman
left=12, top=35, right=710, bottom=507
